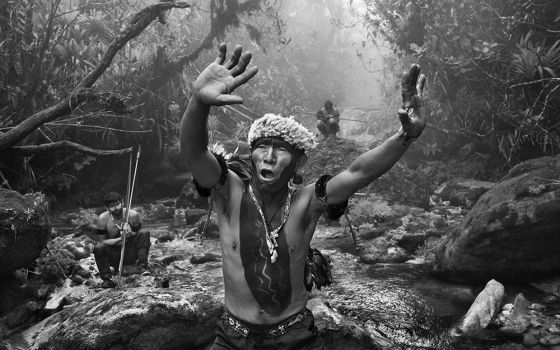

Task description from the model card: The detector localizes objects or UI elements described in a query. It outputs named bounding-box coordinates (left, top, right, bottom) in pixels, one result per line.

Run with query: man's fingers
left=417, top=74, right=426, bottom=99
left=401, top=64, right=421, bottom=106
left=231, top=66, right=258, bottom=90
left=225, top=45, right=243, bottom=69
left=214, top=43, right=227, bottom=65
left=215, top=94, right=244, bottom=106
left=408, top=63, right=421, bottom=88
left=230, top=51, right=253, bottom=76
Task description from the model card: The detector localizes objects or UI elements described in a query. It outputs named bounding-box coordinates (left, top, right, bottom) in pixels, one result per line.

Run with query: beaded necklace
left=109, top=212, right=124, bottom=232
left=248, top=184, right=292, bottom=263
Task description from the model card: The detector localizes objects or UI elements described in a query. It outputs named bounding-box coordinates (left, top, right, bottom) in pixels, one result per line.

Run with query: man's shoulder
left=96, top=211, right=110, bottom=226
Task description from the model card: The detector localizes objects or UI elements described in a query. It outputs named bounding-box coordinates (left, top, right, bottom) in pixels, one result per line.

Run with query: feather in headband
left=247, top=114, right=314, bottom=153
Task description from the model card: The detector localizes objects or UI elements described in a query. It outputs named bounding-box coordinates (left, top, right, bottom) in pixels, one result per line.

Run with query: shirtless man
left=316, top=100, right=340, bottom=138
left=180, top=43, right=426, bottom=349
left=92, top=192, right=151, bottom=288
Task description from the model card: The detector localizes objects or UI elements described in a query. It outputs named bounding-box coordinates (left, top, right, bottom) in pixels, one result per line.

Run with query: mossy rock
left=0, top=189, right=51, bottom=275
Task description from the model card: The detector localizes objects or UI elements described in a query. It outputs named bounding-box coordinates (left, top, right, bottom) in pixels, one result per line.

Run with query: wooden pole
left=117, top=145, right=141, bottom=287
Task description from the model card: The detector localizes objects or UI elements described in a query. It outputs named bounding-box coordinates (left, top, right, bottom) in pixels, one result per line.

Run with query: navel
left=290, top=244, right=296, bottom=252
left=232, top=242, right=237, bottom=250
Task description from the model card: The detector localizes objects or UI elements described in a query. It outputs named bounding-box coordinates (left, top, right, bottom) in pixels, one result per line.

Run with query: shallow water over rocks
left=3, top=203, right=558, bottom=350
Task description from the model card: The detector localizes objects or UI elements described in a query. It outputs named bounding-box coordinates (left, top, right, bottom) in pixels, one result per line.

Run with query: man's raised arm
left=180, top=43, right=258, bottom=188
left=326, top=64, right=427, bottom=204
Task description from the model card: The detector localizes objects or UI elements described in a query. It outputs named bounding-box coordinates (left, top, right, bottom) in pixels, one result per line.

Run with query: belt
left=223, top=308, right=311, bottom=338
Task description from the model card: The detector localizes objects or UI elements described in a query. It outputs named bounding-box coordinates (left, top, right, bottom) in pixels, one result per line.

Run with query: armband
left=193, top=152, right=229, bottom=197
left=315, top=175, right=348, bottom=220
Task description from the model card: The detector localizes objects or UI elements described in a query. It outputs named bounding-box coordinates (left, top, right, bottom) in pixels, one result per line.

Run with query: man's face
left=251, top=137, right=297, bottom=191
left=107, top=201, right=123, bottom=217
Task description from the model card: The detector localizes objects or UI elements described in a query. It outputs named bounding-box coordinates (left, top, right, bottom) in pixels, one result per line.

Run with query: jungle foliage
left=2, top=0, right=558, bottom=200
left=0, top=0, right=360, bottom=199
left=362, top=0, right=560, bottom=174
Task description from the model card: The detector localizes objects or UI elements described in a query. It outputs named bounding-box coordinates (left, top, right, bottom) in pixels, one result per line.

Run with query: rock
left=45, top=279, right=73, bottom=311
left=176, top=180, right=209, bottom=209
left=550, top=325, right=560, bottom=335
left=3, top=300, right=43, bottom=329
left=540, top=334, right=560, bottom=346
left=307, top=297, right=396, bottom=349
left=359, top=237, right=411, bottom=263
left=531, top=277, right=560, bottom=297
left=499, top=293, right=531, bottom=335
left=196, top=213, right=219, bottom=240
left=191, top=252, right=221, bottom=265
left=458, top=279, right=504, bottom=335
left=432, top=155, right=560, bottom=283
left=0, top=190, right=51, bottom=276
left=185, top=208, right=208, bottom=225
left=524, top=333, right=540, bottom=347
left=434, top=178, right=495, bottom=209
left=15, top=288, right=223, bottom=350
left=530, top=303, right=546, bottom=311
left=145, top=200, right=176, bottom=221
left=396, top=233, right=426, bottom=253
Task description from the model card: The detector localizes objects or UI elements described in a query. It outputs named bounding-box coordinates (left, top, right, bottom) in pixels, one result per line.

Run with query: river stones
left=16, top=288, right=222, bottom=350
left=432, top=155, right=560, bottom=283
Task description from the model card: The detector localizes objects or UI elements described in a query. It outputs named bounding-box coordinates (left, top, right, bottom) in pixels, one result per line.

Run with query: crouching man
left=91, top=191, right=150, bottom=288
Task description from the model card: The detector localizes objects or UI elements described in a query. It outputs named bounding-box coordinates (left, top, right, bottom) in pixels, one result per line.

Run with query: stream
left=25, top=203, right=556, bottom=350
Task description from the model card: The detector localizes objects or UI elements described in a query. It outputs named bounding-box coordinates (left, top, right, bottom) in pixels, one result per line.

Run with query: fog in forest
left=1, top=1, right=560, bottom=348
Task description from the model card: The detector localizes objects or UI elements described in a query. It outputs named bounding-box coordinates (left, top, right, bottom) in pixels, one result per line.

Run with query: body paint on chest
left=239, top=188, right=292, bottom=315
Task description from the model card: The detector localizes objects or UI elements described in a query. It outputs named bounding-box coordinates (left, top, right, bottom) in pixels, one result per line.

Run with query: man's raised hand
left=398, top=64, right=427, bottom=142
left=193, top=43, right=258, bottom=106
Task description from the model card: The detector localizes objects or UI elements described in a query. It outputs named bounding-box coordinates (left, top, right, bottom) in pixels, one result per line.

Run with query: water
left=42, top=206, right=547, bottom=349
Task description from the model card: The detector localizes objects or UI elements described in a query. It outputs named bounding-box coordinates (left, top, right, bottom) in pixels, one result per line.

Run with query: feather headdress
left=247, top=114, right=314, bottom=153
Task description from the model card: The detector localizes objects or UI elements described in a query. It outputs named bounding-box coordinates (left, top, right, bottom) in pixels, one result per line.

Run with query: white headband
left=247, top=114, right=314, bottom=153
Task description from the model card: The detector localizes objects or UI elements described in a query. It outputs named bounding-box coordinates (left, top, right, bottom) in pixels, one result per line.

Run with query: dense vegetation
left=1, top=0, right=558, bottom=204
left=362, top=0, right=560, bottom=176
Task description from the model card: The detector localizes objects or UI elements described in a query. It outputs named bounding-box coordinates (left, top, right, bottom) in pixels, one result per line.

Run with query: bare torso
left=96, top=209, right=140, bottom=239
left=213, top=171, right=323, bottom=324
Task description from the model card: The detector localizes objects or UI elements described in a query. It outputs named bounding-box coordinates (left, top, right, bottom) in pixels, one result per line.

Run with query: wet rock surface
left=2, top=158, right=560, bottom=349
left=433, top=155, right=560, bottom=284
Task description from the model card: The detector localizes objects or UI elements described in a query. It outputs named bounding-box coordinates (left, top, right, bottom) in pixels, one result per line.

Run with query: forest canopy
left=0, top=0, right=559, bottom=200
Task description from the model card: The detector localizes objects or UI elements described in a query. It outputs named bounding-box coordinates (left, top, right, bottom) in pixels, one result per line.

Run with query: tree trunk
left=0, top=1, right=191, bottom=153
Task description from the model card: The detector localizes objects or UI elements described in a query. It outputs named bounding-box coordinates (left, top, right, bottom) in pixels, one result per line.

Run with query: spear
left=117, top=145, right=141, bottom=287
left=299, top=112, right=368, bottom=123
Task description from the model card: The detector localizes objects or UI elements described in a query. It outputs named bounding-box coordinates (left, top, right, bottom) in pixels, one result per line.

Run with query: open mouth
left=260, top=169, right=275, bottom=179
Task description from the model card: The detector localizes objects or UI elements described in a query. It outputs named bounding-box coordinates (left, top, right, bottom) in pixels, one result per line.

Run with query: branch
left=426, top=123, right=484, bottom=139
left=509, top=78, right=560, bottom=88
left=10, top=141, right=134, bottom=156
left=0, top=1, right=191, bottom=153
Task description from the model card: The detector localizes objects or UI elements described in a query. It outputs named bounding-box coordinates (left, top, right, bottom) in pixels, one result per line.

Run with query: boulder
left=458, top=279, right=504, bottom=335
left=15, top=288, right=223, bottom=350
left=359, top=237, right=411, bottom=264
left=432, top=156, right=560, bottom=283
left=434, top=178, right=495, bottom=208
left=185, top=208, right=208, bottom=225
left=0, top=190, right=51, bottom=276
left=176, top=180, right=209, bottom=209
left=308, top=297, right=395, bottom=349
left=498, top=293, right=531, bottom=335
